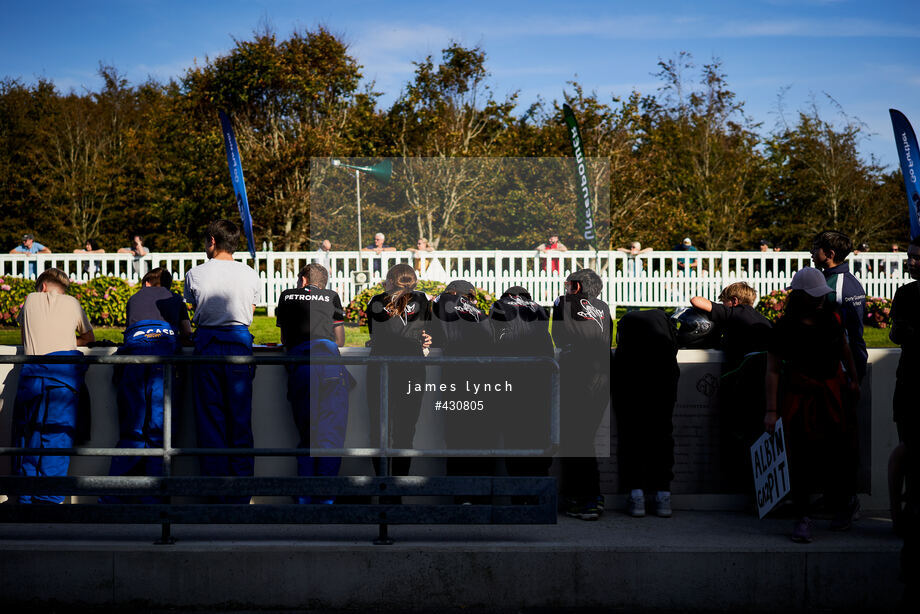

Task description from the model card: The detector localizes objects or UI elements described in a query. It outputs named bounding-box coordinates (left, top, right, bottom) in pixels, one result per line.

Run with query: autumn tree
left=182, top=27, right=374, bottom=251
left=640, top=53, right=770, bottom=250
left=387, top=44, right=516, bottom=248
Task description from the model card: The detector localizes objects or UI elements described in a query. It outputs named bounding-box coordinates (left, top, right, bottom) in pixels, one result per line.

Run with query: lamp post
left=331, top=159, right=392, bottom=285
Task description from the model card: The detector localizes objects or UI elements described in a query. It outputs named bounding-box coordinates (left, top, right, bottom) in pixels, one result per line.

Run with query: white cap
left=788, top=267, right=832, bottom=297
left=682, top=238, right=692, bottom=245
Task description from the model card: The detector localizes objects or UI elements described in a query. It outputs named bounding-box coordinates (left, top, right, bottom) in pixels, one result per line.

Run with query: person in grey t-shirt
left=183, top=220, right=261, bottom=501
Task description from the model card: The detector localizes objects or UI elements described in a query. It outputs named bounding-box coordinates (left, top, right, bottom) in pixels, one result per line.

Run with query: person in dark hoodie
left=366, top=264, right=431, bottom=483
left=430, top=280, right=494, bottom=496
left=613, top=308, right=680, bottom=518
left=552, top=269, right=612, bottom=520
left=490, top=286, right=555, bottom=488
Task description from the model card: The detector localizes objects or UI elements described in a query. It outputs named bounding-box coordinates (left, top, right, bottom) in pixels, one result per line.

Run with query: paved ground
left=0, top=508, right=906, bottom=611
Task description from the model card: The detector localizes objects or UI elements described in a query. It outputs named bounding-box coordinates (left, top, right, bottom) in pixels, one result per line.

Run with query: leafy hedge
left=344, top=281, right=494, bottom=326
left=756, top=288, right=892, bottom=328
left=0, top=276, right=34, bottom=326
left=0, top=275, right=188, bottom=327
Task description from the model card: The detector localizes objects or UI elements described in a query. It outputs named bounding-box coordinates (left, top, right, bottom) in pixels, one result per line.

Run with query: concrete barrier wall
left=0, top=345, right=900, bottom=508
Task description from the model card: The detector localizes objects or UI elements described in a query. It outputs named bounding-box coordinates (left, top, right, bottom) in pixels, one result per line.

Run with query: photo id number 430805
left=434, top=400, right=484, bottom=411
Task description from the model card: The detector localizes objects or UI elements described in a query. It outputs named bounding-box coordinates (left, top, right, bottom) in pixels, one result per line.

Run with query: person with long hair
left=366, top=264, right=431, bottom=484
left=764, top=267, right=860, bottom=543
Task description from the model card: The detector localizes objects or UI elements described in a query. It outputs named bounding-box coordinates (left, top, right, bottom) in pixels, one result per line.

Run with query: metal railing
left=0, top=353, right=560, bottom=544
left=1, top=249, right=908, bottom=313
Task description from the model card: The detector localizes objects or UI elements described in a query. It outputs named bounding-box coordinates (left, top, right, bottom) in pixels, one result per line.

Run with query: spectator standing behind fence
left=674, top=237, right=698, bottom=273
left=811, top=230, right=868, bottom=382
left=118, top=234, right=150, bottom=278
left=536, top=233, right=567, bottom=275
left=888, top=237, right=920, bottom=533
left=101, top=267, right=190, bottom=504
left=275, top=263, right=353, bottom=505
left=764, top=267, right=860, bottom=543
left=12, top=268, right=94, bottom=504
left=613, top=308, right=679, bottom=518
left=312, top=239, right=332, bottom=270
left=10, top=233, right=51, bottom=278
left=74, top=239, right=105, bottom=277
left=553, top=269, right=612, bottom=520
left=184, top=220, right=261, bottom=503
left=366, top=264, right=431, bottom=490
left=408, top=237, right=434, bottom=273
left=362, top=232, right=396, bottom=277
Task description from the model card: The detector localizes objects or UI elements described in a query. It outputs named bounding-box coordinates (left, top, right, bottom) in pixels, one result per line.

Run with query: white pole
left=356, top=169, right=363, bottom=274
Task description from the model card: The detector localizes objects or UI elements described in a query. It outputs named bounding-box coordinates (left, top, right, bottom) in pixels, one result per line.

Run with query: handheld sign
left=751, top=418, right=790, bottom=519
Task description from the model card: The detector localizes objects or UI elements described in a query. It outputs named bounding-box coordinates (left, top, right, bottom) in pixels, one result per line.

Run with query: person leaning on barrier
left=366, top=264, right=431, bottom=486
left=489, top=286, right=554, bottom=495
left=430, top=280, right=494, bottom=502
left=12, top=267, right=94, bottom=504
left=552, top=269, right=612, bottom=521
left=101, top=267, right=191, bottom=504
left=275, top=263, right=354, bottom=505
left=690, top=282, right=772, bottom=492
left=613, top=309, right=679, bottom=519
left=183, top=220, right=261, bottom=503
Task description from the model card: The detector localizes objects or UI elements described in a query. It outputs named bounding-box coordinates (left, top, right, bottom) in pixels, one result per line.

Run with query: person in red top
left=536, top=233, right=567, bottom=274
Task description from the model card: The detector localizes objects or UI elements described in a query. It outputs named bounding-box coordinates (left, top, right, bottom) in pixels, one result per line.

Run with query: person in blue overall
left=101, top=267, right=191, bottom=503
left=184, top=220, right=261, bottom=503
left=12, top=267, right=94, bottom=504
left=275, top=263, right=353, bottom=504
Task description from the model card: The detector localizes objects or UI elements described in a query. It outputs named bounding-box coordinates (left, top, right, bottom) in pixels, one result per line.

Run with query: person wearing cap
left=674, top=237, right=698, bottom=273
left=489, top=286, right=554, bottom=491
left=10, top=234, right=51, bottom=278
left=811, top=230, right=867, bottom=382
left=552, top=269, right=612, bottom=520
left=764, top=266, right=860, bottom=543
left=430, top=280, right=494, bottom=499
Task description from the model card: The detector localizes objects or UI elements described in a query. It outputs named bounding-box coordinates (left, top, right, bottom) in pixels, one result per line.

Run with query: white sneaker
left=627, top=492, right=646, bottom=518
left=654, top=491, right=672, bottom=518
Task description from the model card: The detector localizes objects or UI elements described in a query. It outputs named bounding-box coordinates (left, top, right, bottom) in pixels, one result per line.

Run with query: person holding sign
left=764, top=267, right=860, bottom=543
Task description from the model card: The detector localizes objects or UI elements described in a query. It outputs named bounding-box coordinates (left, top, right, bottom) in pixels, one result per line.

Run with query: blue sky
left=2, top=0, right=917, bottom=169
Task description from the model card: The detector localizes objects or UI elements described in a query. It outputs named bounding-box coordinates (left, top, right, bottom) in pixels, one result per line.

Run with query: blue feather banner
left=218, top=110, right=257, bottom=259
left=889, top=109, right=920, bottom=240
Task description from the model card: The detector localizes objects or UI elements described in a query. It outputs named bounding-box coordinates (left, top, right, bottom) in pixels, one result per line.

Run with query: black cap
left=445, top=280, right=476, bottom=297
left=500, top=285, right=531, bottom=300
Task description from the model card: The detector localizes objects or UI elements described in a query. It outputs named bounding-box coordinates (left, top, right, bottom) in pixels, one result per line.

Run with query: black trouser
left=559, top=366, right=610, bottom=501
left=613, top=366, right=678, bottom=493
left=367, top=363, right=425, bottom=477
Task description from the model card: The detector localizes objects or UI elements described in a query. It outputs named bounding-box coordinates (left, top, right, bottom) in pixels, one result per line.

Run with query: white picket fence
left=0, top=250, right=909, bottom=314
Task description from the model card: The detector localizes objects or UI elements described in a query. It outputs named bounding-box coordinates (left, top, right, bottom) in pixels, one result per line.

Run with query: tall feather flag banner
left=218, top=110, right=257, bottom=260
left=889, top=109, right=920, bottom=240
left=563, top=103, right=598, bottom=251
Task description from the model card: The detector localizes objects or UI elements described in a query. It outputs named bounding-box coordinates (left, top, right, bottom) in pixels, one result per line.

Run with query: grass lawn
left=0, top=317, right=896, bottom=348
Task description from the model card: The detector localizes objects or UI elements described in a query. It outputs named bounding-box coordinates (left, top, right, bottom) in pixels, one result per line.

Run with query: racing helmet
left=670, top=307, right=715, bottom=348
